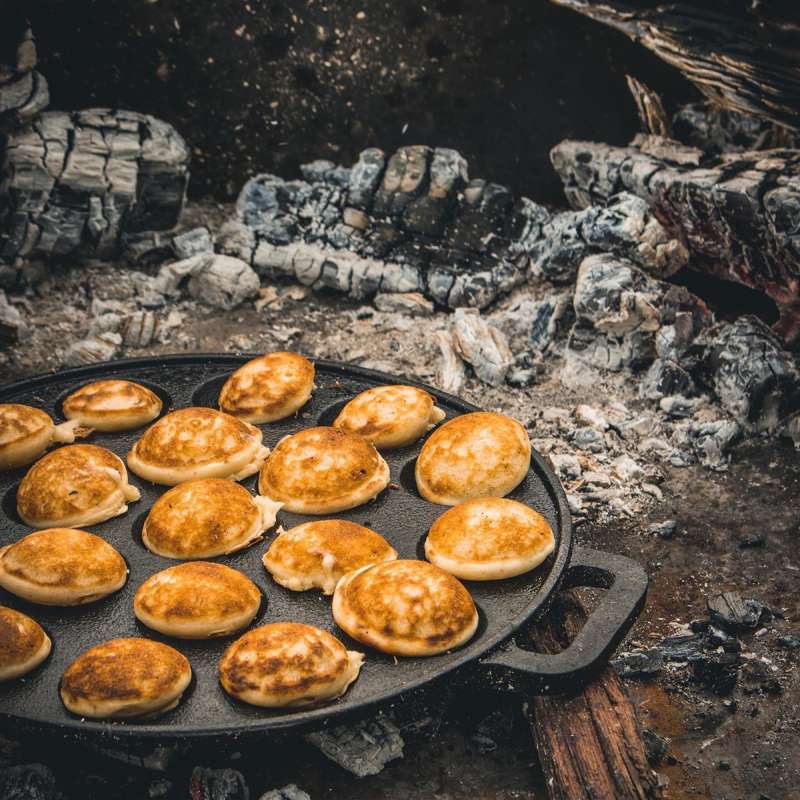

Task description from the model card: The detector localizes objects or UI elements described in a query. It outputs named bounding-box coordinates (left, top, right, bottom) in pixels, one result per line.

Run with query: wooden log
left=551, top=138, right=800, bottom=344
left=528, top=590, right=662, bottom=800
left=549, top=0, right=800, bottom=132
left=0, top=109, right=190, bottom=267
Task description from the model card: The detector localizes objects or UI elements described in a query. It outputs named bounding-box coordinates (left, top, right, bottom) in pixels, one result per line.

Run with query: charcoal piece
left=187, top=254, right=261, bottom=311
left=672, top=102, right=800, bottom=156
left=402, top=148, right=467, bottom=237
left=626, top=75, right=669, bottom=138
left=189, top=768, right=248, bottom=800
left=490, top=290, right=573, bottom=354
left=347, top=148, right=386, bottom=211
left=0, top=289, right=27, bottom=345
left=0, top=29, right=49, bottom=129
left=258, top=786, right=310, bottom=800
left=0, top=764, right=62, bottom=800
left=642, top=729, right=669, bottom=767
left=122, top=230, right=177, bottom=266
left=690, top=316, right=800, bottom=433
left=611, top=648, right=663, bottom=679
left=173, top=227, right=213, bottom=259
left=121, top=310, right=158, bottom=348
left=658, top=633, right=707, bottom=662
left=372, top=145, right=431, bottom=219
left=777, top=633, right=800, bottom=649
left=707, top=592, right=768, bottom=632
left=61, top=332, right=122, bottom=367
left=648, top=520, right=676, bottom=539
left=687, top=419, right=741, bottom=471
left=738, top=534, right=765, bottom=549
left=640, top=358, right=695, bottom=400
left=446, top=179, right=514, bottom=255
left=1, top=109, right=189, bottom=263
left=550, top=1, right=800, bottom=131
left=435, top=329, right=466, bottom=395
left=305, top=716, right=404, bottom=777
left=452, top=308, right=513, bottom=387
left=373, top=291, right=433, bottom=316
left=691, top=651, right=740, bottom=696
left=550, top=139, right=800, bottom=343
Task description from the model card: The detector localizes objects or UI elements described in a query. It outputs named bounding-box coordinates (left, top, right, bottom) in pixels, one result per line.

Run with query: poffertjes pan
left=0, top=528, right=127, bottom=606
left=60, top=638, right=191, bottom=720
left=0, top=403, right=81, bottom=470
left=62, top=380, right=162, bottom=432
left=219, top=352, right=315, bottom=423
left=134, top=562, right=261, bottom=639
left=141, top=478, right=281, bottom=559
left=263, top=520, right=397, bottom=594
left=16, top=444, right=140, bottom=529
left=415, top=411, right=531, bottom=505
left=332, top=559, right=478, bottom=656
left=258, top=426, right=390, bottom=514
left=127, top=407, right=268, bottom=485
left=0, top=606, right=51, bottom=681
left=333, top=385, right=445, bottom=449
left=424, top=497, right=556, bottom=580
left=219, top=622, right=363, bottom=708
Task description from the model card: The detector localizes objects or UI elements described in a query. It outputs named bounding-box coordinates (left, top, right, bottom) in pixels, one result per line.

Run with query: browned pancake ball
left=258, top=426, right=390, bottom=514
left=134, top=562, right=261, bottom=639
left=62, top=379, right=162, bottom=432
left=127, top=407, right=268, bottom=485
left=219, top=622, right=363, bottom=708
left=16, top=444, right=140, bottom=528
left=332, top=559, right=478, bottom=656
left=0, top=403, right=80, bottom=470
left=0, top=528, right=127, bottom=606
left=333, top=385, right=446, bottom=449
left=424, top=497, right=556, bottom=580
left=219, top=352, right=315, bottom=423
left=415, top=412, right=531, bottom=505
left=141, top=478, right=281, bottom=559
left=263, top=520, right=397, bottom=594
left=60, top=638, right=192, bottom=719
left=0, top=606, right=51, bottom=681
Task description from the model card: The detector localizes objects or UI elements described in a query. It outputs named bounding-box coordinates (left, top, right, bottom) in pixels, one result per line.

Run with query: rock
left=451, top=308, right=512, bottom=387
left=173, top=227, right=213, bottom=259
left=374, top=291, right=434, bottom=316
left=611, top=454, right=643, bottom=481
left=305, top=716, right=404, bottom=777
left=575, top=404, right=609, bottom=430
left=0, top=290, right=27, bottom=344
left=612, top=648, right=664, bottom=679
left=189, top=768, right=248, bottom=800
left=648, top=520, right=677, bottom=539
left=187, top=255, right=261, bottom=311
left=548, top=453, right=582, bottom=480
left=62, top=332, right=122, bottom=367
left=0, top=764, right=61, bottom=800
left=258, top=786, right=311, bottom=800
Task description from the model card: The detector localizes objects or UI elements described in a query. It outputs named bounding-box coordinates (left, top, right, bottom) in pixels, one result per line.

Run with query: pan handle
left=478, top=547, right=648, bottom=694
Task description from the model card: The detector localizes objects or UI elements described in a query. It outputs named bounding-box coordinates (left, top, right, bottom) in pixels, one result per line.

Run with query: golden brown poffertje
left=332, top=559, right=478, bottom=656
left=0, top=605, right=52, bottom=681
left=263, top=520, right=397, bottom=595
left=415, top=411, right=531, bottom=505
left=0, top=528, right=127, bottom=606
left=16, top=444, right=140, bottom=528
left=141, top=478, right=281, bottom=559
left=219, top=352, right=315, bottom=424
left=333, top=385, right=446, bottom=449
left=60, top=638, right=191, bottom=719
left=425, top=497, right=555, bottom=580
left=258, top=426, right=390, bottom=514
left=127, top=407, right=268, bottom=485
left=62, top=380, right=162, bottom=432
left=0, top=403, right=82, bottom=470
left=134, top=562, right=262, bottom=639
left=219, top=622, right=363, bottom=708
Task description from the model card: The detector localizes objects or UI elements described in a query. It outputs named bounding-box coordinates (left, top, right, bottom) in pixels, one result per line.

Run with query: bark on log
left=551, top=138, right=800, bottom=343
left=219, top=147, right=687, bottom=308
left=550, top=0, right=800, bottom=132
left=528, top=590, right=662, bottom=800
left=0, top=109, right=189, bottom=269
left=0, top=28, right=48, bottom=130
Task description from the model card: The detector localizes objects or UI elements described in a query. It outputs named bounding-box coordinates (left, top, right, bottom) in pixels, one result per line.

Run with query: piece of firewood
left=527, top=590, right=662, bottom=800
left=625, top=76, right=668, bottom=138
left=550, top=0, right=800, bottom=132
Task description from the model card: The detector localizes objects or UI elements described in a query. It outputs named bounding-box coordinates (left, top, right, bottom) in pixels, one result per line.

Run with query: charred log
left=626, top=76, right=668, bottom=138
left=550, top=1, right=800, bottom=132
left=551, top=139, right=800, bottom=343
left=0, top=109, right=189, bottom=271
left=220, top=147, right=687, bottom=309
left=0, top=29, right=48, bottom=130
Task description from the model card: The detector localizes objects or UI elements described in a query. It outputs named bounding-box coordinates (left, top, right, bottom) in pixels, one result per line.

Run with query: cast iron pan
left=0, top=355, right=647, bottom=743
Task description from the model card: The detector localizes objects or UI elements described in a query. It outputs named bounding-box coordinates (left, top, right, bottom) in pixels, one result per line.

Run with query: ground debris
left=258, top=785, right=310, bottom=800
left=0, top=764, right=62, bottom=800
left=189, top=767, right=248, bottom=800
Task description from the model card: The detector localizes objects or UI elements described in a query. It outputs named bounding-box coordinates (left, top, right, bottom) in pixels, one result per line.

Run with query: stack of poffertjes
left=0, top=353, right=556, bottom=720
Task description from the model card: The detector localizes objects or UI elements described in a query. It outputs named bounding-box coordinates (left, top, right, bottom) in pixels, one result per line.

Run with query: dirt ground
left=1, top=262, right=799, bottom=800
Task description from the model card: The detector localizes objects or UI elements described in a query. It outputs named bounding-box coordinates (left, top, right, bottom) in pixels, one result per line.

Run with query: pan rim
left=0, top=353, right=572, bottom=741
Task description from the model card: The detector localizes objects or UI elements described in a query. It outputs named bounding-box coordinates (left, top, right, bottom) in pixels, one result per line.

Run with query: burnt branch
left=0, top=28, right=48, bottom=130
left=626, top=75, right=669, bottom=138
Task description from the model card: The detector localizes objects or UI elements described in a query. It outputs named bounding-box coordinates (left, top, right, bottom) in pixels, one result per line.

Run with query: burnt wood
left=528, top=590, right=663, bottom=800
left=550, top=1, right=800, bottom=132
